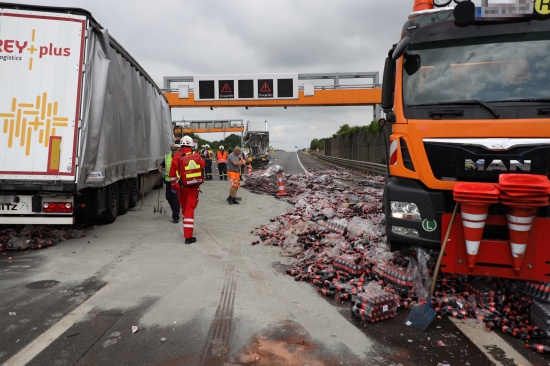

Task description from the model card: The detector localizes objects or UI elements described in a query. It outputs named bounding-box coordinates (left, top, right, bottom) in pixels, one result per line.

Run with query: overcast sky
left=9, top=0, right=414, bottom=151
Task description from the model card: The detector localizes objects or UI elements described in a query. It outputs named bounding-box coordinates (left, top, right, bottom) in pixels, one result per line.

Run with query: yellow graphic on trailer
left=0, top=93, right=69, bottom=156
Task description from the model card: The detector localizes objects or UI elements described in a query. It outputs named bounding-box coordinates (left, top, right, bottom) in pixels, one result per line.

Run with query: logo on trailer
left=0, top=29, right=72, bottom=70
left=0, top=94, right=69, bottom=156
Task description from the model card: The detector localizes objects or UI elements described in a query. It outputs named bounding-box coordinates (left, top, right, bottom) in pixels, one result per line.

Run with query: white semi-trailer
left=0, top=3, right=173, bottom=225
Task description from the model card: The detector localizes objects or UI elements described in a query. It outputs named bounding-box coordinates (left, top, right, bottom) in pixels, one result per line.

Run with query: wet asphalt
left=0, top=151, right=548, bottom=365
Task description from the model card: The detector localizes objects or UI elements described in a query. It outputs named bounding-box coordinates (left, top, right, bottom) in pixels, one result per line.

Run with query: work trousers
left=205, top=159, right=213, bottom=180
left=217, top=162, right=228, bottom=181
left=164, top=181, right=180, bottom=221
left=176, top=186, right=200, bottom=239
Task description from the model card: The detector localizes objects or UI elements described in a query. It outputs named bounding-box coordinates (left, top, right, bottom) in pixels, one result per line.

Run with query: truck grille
left=424, top=140, right=550, bottom=183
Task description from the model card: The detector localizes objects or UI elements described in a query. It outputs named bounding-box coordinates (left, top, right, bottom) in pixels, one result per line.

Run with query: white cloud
left=8, top=0, right=414, bottom=150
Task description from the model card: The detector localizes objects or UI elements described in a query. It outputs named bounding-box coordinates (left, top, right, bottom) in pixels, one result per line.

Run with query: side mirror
left=381, top=56, right=396, bottom=112
left=392, top=36, right=410, bottom=61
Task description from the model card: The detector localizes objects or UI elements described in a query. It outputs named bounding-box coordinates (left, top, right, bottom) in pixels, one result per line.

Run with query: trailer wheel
left=129, top=178, right=139, bottom=208
left=100, top=182, right=119, bottom=224
left=119, top=179, right=130, bottom=215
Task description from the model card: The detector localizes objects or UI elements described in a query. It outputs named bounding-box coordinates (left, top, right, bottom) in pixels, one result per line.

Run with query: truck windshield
left=403, top=32, right=550, bottom=106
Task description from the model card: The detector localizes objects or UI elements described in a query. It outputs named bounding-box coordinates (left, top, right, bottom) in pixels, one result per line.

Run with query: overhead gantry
left=163, top=72, right=383, bottom=122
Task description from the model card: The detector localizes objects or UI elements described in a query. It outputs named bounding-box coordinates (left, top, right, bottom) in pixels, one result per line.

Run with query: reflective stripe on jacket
left=164, top=153, right=173, bottom=182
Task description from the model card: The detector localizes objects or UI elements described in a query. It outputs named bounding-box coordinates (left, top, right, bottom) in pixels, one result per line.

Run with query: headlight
left=390, top=201, right=421, bottom=221
left=391, top=226, right=419, bottom=238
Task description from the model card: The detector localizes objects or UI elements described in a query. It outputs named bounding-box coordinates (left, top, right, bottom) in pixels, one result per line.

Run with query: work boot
left=184, top=237, right=196, bottom=244
left=232, top=197, right=240, bottom=204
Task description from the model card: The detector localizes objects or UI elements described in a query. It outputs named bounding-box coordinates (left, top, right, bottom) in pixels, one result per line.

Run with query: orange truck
left=381, top=0, right=550, bottom=280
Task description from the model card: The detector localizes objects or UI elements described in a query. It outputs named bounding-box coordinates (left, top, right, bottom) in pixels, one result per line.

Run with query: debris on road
left=0, top=225, right=86, bottom=251
left=246, top=168, right=550, bottom=353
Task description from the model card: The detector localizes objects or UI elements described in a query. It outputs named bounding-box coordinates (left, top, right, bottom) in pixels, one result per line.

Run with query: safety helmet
left=180, top=135, right=194, bottom=147
left=219, top=145, right=224, bottom=150
left=205, top=144, right=210, bottom=149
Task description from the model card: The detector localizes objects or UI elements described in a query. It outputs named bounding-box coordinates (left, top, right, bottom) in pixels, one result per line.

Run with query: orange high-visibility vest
left=217, top=151, right=227, bottom=163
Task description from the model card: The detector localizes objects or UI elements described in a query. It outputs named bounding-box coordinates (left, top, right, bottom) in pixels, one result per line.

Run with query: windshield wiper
left=410, top=100, right=499, bottom=118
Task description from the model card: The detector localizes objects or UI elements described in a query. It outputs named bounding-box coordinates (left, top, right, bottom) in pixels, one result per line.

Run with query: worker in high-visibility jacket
left=216, top=146, right=228, bottom=181
left=202, top=144, right=214, bottom=180
left=158, top=140, right=181, bottom=223
left=169, top=136, right=205, bottom=244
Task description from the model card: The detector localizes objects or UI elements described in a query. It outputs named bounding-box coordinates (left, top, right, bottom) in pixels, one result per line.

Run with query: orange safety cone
left=277, top=171, right=287, bottom=196
left=459, top=201, right=491, bottom=270
left=506, top=206, right=537, bottom=273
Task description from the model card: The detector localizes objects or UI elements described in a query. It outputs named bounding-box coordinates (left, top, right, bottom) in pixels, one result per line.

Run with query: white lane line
left=296, top=152, right=348, bottom=185
left=296, top=152, right=310, bottom=175
left=3, top=301, right=94, bottom=366
left=449, top=318, right=532, bottom=366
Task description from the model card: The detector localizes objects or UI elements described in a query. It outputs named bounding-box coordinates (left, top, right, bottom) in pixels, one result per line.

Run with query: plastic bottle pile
left=351, top=290, right=400, bottom=322
left=244, top=165, right=359, bottom=201
left=248, top=168, right=550, bottom=352
left=0, top=225, right=86, bottom=251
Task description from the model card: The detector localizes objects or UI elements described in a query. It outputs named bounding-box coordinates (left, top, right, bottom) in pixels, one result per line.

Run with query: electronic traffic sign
left=194, top=73, right=298, bottom=101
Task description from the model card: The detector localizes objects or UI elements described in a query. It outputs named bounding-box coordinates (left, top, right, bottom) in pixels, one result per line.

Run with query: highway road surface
left=0, top=151, right=547, bottom=366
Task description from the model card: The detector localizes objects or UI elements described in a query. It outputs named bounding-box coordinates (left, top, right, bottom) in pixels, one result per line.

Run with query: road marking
left=296, top=152, right=348, bottom=186
left=296, top=152, right=310, bottom=174
left=449, top=318, right=532, bottom=366
left=3, top=300, right=94, bottom=366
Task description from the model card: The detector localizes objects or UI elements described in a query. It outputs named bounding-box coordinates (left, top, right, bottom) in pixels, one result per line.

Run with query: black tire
left=118, top=179, right=130, bottom=215
left=129, top=178, right=139, bottom=208
left=100, top=182, right=119, bottom=224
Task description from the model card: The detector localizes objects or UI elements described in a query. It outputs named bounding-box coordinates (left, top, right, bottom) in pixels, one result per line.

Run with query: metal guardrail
left=316, top=154, right=388, bottom=177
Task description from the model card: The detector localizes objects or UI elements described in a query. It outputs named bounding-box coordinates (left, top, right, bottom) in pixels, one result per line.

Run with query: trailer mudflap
left=440, top=214, right=550, bottom=281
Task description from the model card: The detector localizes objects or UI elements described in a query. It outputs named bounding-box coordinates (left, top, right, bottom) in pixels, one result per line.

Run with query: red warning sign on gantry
left=258, top=79, right=273, bottom=98
left=218, top=80, right=234, bottom=99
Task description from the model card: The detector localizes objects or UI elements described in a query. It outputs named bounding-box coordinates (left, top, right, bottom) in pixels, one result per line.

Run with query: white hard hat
left=219, top=145, right=224, bottom=150
left=205, top=144, right=210, bottom=149
left=180, top=135, right=193, bottom=147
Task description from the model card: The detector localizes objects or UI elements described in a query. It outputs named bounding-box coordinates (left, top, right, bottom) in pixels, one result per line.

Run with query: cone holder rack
left=439, top=176, right=550, bottom=281
left=440, top=214, right=550, bottom=281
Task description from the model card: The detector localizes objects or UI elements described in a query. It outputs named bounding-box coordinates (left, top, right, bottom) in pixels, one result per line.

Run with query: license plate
left=0, top=195, right=15, bottom=204
left=0, top=197, right=32, bottom=214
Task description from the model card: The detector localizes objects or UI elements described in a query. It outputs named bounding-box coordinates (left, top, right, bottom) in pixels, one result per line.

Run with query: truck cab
left=381, top=1, right=550, bottom=280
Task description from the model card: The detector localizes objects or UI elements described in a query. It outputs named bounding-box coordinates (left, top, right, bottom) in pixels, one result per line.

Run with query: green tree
left=309, top=138, right=325, bottom=150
